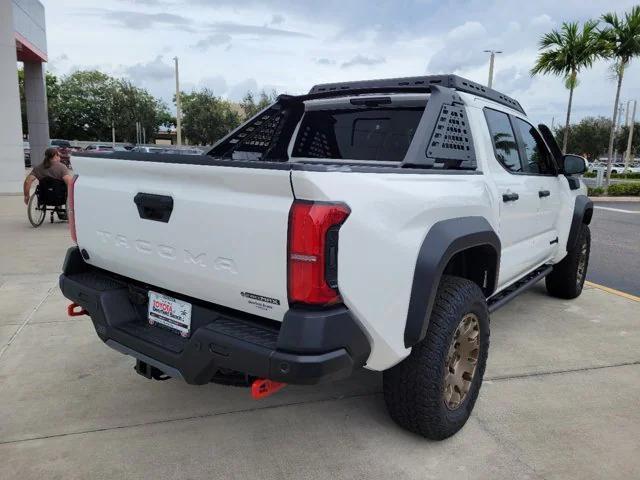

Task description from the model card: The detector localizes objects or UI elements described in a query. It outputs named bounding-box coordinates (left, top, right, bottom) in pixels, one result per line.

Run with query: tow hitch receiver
left=135, top=359, right=171, bottom=381
left=251, top=378, right=287, bottom=399
left=67, top=303, right=88, bottom=317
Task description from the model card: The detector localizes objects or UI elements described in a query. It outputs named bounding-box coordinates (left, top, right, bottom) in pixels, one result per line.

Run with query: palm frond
left=531, top=19, right=605, bottom=85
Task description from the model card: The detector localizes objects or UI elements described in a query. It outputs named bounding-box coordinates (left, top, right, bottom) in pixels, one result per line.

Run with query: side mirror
left=563, top=154, right=587, bottom=175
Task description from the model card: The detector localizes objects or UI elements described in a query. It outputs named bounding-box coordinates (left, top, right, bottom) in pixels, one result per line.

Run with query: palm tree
left=531, top=20, right=603, bottom=153
left=601, top=6, right=640, bottom=192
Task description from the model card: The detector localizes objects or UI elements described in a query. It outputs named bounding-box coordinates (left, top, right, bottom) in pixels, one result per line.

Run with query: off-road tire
left=383, top=275, right=490, bottom=440
left=546, top=224, right=590, bottom=299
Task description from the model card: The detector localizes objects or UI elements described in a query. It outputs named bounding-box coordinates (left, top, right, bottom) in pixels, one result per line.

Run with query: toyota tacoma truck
left=60, top=74, right=593, bottom=439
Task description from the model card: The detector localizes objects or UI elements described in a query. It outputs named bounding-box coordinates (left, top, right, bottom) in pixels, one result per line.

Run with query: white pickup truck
left=60, top=75, right=593, bottom=439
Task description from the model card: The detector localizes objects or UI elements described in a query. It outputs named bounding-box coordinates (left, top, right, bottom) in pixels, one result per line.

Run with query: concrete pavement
left=1, top=195, right=639, bottom=480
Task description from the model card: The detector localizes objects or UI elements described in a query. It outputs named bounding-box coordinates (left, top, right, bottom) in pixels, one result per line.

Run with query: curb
left=584, top=281, right=640, bottom=302
left=589, top=196, right=640, bottom=202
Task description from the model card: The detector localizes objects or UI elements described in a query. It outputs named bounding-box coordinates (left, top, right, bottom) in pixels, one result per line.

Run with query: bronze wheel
left=383, top=276, right=490, bottom=440
left=443, top=313, right=480, bottom=410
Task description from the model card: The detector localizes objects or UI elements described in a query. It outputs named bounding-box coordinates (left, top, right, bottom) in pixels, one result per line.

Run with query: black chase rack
left=308, top=74, right=525, bottom=115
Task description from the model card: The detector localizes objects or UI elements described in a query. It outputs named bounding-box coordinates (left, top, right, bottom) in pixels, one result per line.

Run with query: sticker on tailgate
left=241, top=291, right=280, bottom=312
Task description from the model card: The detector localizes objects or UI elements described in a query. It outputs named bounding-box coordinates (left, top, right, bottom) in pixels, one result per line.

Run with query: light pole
left=484, top=50, right=502, bottom=89
left=174, top=56, right=182, bottom=146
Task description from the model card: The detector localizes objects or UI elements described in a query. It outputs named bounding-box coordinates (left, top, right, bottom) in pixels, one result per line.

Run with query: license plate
left=147, top=291, right=192, bottom=337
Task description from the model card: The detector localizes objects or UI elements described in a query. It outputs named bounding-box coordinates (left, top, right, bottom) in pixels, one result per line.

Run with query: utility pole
left=483, top=50, right=502, bottom=89
left=624, top=100, right=637, bottom=168
left=174, top=56, right=182, bottom=146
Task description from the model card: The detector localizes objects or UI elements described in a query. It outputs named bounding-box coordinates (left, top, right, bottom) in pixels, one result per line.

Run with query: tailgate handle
left=134, top=193, right=173, bottom=223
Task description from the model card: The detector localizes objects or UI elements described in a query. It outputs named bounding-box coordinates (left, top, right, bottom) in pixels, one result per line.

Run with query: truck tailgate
left=72, top=155, right=292, bottom=321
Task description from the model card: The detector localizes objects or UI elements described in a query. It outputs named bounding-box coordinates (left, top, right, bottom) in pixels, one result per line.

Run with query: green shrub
left=588, top=187, right=604, bottom=196
left=607, top=182, right=640, bottom=196
left=617, top=172, right=640, bottom=180
left=583, top=171, right=640, bottom=179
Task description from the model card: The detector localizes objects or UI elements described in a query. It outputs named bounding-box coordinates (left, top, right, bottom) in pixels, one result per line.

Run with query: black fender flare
left=566, top=195, right=593, bottom=251
left=404, top=216, right=501, bottom=348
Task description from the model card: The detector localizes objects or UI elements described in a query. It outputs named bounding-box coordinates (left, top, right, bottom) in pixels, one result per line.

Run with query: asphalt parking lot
left=1, top=194, right=639, bottom=480
left=588, top=200, right=640, bottom=296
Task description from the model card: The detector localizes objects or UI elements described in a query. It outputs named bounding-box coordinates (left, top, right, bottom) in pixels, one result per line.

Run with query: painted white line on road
left=594, top=206, right=640, bottom=214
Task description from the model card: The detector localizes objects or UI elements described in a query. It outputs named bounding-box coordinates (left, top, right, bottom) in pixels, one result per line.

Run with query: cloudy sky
left=43, top=0, right=640, bottom=126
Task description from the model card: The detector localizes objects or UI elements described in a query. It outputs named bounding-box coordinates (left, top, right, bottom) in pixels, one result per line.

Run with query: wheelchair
left=27, top=178, right=68, bottom=227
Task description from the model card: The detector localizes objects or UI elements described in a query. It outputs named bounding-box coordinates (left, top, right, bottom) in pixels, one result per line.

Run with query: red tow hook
left=67, top=303, right=88, bottom=317
left=251, top=378, right=287, bottom=399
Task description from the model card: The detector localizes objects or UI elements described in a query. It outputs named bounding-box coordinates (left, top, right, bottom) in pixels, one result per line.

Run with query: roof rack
left=308, top=74, right=525, bottom=114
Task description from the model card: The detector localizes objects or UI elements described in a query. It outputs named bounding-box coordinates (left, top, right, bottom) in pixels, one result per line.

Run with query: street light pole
left=483, top=50, right=502, bottom=89
left=174, top=56, right=182, bottom=146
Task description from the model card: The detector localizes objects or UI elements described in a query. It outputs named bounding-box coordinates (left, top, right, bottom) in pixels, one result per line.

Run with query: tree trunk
left=562, top=76, right=575, bottom=154
left=605, top=66, right=625, bottom=193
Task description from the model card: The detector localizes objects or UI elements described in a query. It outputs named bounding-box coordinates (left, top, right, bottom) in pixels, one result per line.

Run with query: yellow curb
left=584, top=281, right=640, bottom=302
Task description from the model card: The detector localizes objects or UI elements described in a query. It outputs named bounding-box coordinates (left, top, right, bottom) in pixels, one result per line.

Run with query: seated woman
left=23, top=147, right=74, bottom=205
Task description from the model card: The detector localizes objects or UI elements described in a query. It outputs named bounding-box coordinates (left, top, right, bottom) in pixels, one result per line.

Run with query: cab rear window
left=292, top=107, right=424, bottom=161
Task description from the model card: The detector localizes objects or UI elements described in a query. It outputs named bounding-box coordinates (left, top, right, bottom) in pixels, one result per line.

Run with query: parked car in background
left=23, top=141, right=31, bottom=168
left=84, top=144, right=114, bottom=152
left=50, top=139, right=72, bottom=167
left=609, top=163, right=626, bottom=174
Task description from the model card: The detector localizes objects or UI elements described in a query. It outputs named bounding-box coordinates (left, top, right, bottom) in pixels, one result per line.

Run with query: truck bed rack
left=308, top=74, right=525, bottom=114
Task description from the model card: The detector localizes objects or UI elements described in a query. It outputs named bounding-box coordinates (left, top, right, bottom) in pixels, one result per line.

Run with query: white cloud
left=44, top=0, right=640, bottom=127
left=341, top=55, right=386, bottom=69
left=124, top=55, right=174, bottom=82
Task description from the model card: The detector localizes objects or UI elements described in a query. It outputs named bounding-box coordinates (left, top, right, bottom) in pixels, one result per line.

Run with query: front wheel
left=546, top=224, right=590, bottom=299
left=27, top=193, right=45, bottom=227
left=383, top=276, right=490, bottom=440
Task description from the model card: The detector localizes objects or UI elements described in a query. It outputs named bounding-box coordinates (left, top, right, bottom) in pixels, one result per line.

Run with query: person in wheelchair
left=23, top=147, right=74, bottom=227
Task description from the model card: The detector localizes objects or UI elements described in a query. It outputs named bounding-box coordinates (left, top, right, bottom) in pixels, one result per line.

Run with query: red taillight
left=68, top=175, right=78, bottom=243
left=288, top=200, right=350, bottom=306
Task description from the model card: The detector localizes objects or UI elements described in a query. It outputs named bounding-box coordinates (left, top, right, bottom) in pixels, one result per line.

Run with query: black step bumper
left=59, top=247, right=370, bottom=385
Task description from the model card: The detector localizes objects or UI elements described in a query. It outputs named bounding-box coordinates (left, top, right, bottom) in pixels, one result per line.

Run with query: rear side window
left=292, top=108, right=424, bottom=161
left=484, top=109, right=521, bottom=172
left=513, top=118, right=555, bottom=175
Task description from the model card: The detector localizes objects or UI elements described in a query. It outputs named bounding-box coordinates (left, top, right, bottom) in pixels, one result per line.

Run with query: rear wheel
left=383, top=276, right=490, bottom=440
left=546, top=224, right=590, bottom=299
left=27, top=193, right=45, bottom=227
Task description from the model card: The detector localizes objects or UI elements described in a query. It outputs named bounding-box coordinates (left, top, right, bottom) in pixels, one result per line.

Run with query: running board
left=487, top=266, right=553, bottom=313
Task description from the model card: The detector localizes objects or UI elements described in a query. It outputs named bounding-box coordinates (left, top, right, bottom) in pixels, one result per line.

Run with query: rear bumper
left=59, top=247, right=370, bottom=385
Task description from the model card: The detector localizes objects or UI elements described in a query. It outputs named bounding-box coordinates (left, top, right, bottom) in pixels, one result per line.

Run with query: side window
left=484, top=109, right=522, bottom=172
left=513, top=118, right=555, bottom=175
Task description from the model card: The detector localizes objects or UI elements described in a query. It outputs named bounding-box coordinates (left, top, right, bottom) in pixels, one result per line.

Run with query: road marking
left=594, top=206, right=640, bottom=214
left=584, top=281, right=640, bottom=302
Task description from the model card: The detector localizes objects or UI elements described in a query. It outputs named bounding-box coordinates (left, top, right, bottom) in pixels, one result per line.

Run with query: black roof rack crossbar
left=307, top=74, right=525, bottom=114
